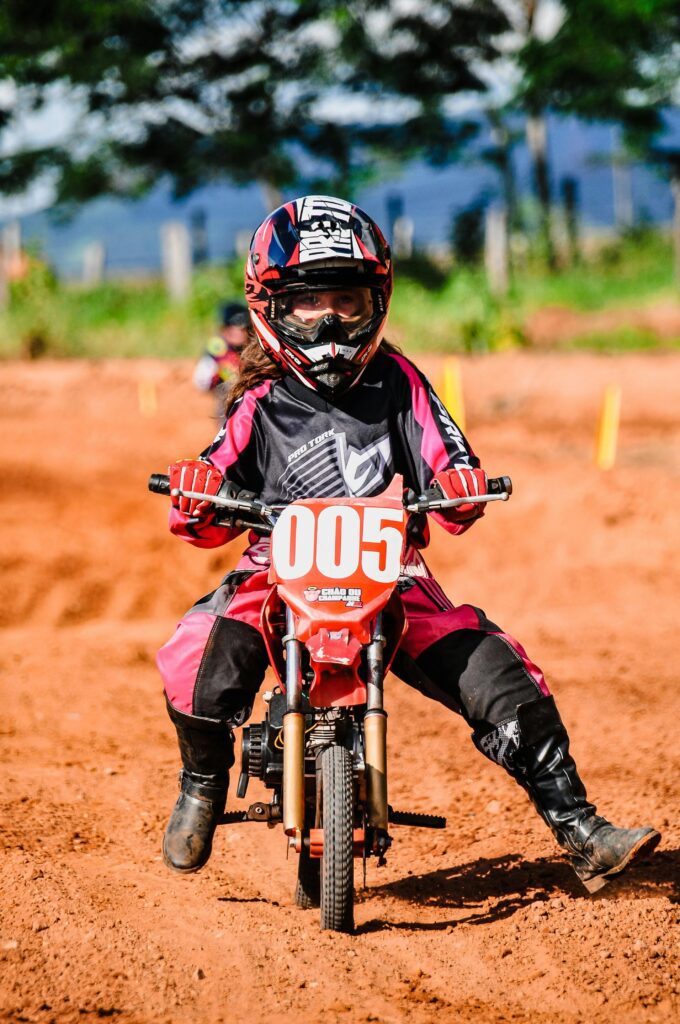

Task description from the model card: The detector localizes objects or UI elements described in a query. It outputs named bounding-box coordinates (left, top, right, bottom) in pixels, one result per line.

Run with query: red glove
left=169, top=459, right=222, bottom=519
left=432, top=467, right=488, bottom=523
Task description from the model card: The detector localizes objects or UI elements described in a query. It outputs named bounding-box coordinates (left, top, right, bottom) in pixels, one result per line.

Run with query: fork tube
left=365, top=614, right=388, bottom=830
left=282, top=606, right=305, bottom=842
left=366, top=613, right=385, bottom=712
left=284, top=606, right=302, bottom=713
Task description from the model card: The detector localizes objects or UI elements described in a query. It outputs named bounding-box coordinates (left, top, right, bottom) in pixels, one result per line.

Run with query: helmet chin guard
left=245, top=196, right=392, bottom=395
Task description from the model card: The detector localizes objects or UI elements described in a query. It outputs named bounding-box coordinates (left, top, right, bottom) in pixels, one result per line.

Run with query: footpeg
left=220, top=802, right=282, bottom=824
left=388, top=807, right=447, bottom=829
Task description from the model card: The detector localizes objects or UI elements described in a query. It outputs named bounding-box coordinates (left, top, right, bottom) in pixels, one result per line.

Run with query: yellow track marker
left=443, top=358, right=466, bottom=432
left=595, top=384, right=621, bottom=470
left=138, top=378, right=158, bottom=417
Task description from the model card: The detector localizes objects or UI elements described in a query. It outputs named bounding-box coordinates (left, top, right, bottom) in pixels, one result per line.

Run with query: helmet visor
left=278, top=287, right=375, bottom=342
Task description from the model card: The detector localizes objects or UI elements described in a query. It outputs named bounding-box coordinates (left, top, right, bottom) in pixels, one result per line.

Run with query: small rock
left=485, top=800, right=501, bottom=815
left=501, top=948, right=512, bottom=958
left=599, top=950, right=612, bottom=960
left=193, top=967, right=205, bottom=981
left=31, top=920, right=49, bottom=933
left=1, top=940, right=18, bottom=951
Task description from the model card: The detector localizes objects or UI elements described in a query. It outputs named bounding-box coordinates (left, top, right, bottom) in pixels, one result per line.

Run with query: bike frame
left=265, top=475, right=408, bottom=848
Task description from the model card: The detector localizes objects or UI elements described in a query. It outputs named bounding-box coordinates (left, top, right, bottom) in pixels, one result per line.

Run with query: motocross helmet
left=245, top=195, right=392, bottom=397
left=219, top=301, right=250, bottom=330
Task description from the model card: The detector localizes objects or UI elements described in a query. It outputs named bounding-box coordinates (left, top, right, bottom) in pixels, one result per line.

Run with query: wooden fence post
left=484, top=207, right=509, bottom=296
left=0, top=242, right=6, bottom=309
left=392, top=216, right=414, bottom=259
left=672, top=175, right=680, bottom=290
left=82, top=242, right=106, bottom=286
left=161, top=221, right=192, bottom=302
left=0, top=220, right=22, bottom=308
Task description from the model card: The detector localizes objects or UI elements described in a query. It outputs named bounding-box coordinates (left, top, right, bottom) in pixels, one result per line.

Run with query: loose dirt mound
left=526, top=303, right=680, bottom=347
left=1, top=354, right=678, bottom=1024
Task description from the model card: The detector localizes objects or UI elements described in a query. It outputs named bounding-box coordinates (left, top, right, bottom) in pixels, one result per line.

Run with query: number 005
left=272, top=505, right=404, bottom=583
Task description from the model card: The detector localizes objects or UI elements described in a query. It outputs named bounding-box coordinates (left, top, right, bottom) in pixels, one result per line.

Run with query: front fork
left=281, top=608, right=389, bottom=849
left=365, top=613, right=388, bottom=832
left=282, top=606, right=305, bottom=847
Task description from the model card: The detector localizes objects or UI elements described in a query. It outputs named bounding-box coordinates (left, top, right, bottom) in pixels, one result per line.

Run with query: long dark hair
left=223, top=334, right=402, bottom=415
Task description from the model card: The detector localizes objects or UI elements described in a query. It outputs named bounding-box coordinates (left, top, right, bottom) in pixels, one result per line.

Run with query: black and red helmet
left=245, top=195, right=393, bottom=396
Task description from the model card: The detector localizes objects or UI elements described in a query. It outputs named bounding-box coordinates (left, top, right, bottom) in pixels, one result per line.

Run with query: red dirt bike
left=149, top=471, right=512, bottom=932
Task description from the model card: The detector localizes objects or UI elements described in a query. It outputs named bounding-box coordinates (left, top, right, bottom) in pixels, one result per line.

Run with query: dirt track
left=1, top=353, right=678, bottom=1024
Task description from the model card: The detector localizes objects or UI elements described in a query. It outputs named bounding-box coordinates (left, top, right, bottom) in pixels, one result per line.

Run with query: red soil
left=1, top=353, right=678, bottom=1024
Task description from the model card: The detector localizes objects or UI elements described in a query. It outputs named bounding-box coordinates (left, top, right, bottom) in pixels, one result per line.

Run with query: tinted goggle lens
left=279, top=288, right=374, bottom=334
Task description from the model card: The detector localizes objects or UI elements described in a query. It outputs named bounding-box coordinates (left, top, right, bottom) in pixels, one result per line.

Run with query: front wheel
left=320, top=743, right=354, bottom=933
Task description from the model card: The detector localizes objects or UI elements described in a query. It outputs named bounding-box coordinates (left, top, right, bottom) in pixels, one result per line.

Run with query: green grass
left=514, top=229, right=676, bottom=312
left=1, top=229, right=677, bottom=359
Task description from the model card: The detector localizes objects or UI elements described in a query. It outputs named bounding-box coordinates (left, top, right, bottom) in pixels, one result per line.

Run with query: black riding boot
left=474, top=696, right=660, bottom=893
left=162, top=702, right=234, bottom=874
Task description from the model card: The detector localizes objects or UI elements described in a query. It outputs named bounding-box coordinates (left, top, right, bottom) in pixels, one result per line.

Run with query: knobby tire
left=320, top=743, right=354, bottom=933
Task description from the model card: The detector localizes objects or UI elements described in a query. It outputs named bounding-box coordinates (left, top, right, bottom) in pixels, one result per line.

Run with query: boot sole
left=579, top=829, right=661, bottom=894
left=162, top=839, right=212, bottom=875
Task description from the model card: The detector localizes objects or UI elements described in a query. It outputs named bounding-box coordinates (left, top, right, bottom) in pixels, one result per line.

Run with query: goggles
left=277, top=287, right=376, bottom=343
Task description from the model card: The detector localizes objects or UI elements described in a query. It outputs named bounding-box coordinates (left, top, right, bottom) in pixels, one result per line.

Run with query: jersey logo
left=339, top=434, right=392, bottom=496
left=278, top=430, right=393, bottom=501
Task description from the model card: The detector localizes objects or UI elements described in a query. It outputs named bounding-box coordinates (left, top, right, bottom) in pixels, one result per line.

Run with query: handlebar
left=148, top=472, right=512, bottom=530
left=148, top=473, right=172, bottom=496
left=403, top=475, right=512, bottom=514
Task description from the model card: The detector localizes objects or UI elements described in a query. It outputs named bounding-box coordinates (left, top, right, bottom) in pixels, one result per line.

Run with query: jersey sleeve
left=169, top=379, right=273, bottom=548
left=193, top=354, right=219, bottom=392
left=390, top=353, right=482, bottom=537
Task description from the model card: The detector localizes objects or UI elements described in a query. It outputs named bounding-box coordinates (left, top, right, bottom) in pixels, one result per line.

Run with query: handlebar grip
left=148, top=473, right=171, bottom=495
left=487, top=476, right=512, bottom=496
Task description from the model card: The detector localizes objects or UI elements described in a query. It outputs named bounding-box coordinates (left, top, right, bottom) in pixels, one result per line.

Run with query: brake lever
left=404, top=492, right=510, bottom=514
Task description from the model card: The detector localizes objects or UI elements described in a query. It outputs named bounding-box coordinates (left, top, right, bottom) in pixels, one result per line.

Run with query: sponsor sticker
left=303, top=585, right=363, bottom=609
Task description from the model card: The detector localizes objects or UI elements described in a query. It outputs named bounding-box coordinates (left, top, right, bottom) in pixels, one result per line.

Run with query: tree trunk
left=259, top=180, right=284, bottom=214
left=526, top=113, right=556, bottom=270
left=484, top=206, right=509, bottom=297
left=488, top=109, right=519, bottom=236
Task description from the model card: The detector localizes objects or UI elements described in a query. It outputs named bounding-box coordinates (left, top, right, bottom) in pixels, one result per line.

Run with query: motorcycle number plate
left=271, top=500, right=405, bottom=587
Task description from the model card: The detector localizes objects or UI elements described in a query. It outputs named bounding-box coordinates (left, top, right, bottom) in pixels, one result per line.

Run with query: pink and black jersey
left=170, top=351, right=481, bottom=550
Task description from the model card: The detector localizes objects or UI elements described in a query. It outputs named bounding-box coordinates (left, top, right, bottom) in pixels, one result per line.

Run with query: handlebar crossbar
left=150, top=473, right=513, bottom=525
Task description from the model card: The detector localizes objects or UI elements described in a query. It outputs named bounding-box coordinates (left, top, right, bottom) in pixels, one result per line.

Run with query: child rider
left=192, top=302, right=250, bottom=420
left=157, top=195, right=660, bottom=893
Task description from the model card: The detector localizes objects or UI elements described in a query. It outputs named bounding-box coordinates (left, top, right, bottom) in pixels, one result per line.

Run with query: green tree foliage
left=0, top=0, right=189, bottom=195
left=519, top=0, right=680, bottom=138
left=0, top=1, right=352, bottom=203
left=0, top=0, right=514, bottom=206
left=515, top=0, right=680, bottom=265
left=328, top=1, right=512, bottom=168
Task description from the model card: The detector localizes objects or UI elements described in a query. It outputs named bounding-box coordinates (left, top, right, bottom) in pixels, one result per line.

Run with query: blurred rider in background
left=193, top=302, right=250, bottom=418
